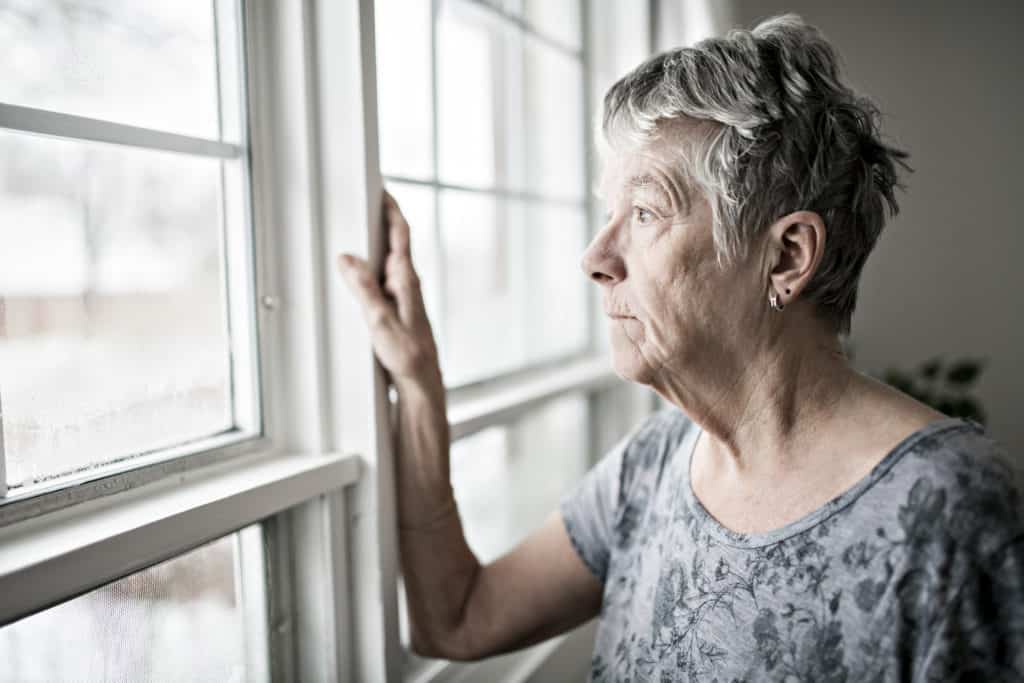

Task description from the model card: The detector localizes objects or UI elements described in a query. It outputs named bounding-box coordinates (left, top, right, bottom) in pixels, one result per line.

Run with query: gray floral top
left=560, top=409, right=1024, bottom=682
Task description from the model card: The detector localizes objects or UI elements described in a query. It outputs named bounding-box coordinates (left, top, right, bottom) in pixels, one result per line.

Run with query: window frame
left=0, top=0, right=265, bottom=520
left=0, top=1, right=670, bottom=681
left=0, top=1, right=375, bottom=680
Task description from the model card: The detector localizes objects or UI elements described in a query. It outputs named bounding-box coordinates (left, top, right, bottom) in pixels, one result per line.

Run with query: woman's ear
left=767, top=211, right=826, bottom=306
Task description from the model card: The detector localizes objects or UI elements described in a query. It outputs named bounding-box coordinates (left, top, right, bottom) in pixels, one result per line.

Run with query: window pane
left=0, top=530, right=260, bottom=682
left=0, top=131, right=238, bottom=488
left=523, top=37, right=585, bottom=199
left=523, top=203, right=588, bottom=361
left=524, top=0, right=581, bottom=51
left=451, top=393, right=588, bottom=562
left=437, top=0, right=499, bottom=188
left=375, top=0, right=434, bottom=179
left=438, top=192, right=585, bottom=385
left=435, top=2, right=584, bottom=199
left=440, top=191, right=524, bottom=384
left=0, top=1, right=237, bottom=141
left=439, top=192, right=588, bottom=385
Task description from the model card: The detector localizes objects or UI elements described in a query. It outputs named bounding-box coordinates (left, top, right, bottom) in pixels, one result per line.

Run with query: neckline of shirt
left=677, top=415, right=977, bottom=549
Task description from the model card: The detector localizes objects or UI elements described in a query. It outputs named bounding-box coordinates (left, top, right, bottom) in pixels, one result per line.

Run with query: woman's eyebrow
left=628, top=174, right=656, bottom=188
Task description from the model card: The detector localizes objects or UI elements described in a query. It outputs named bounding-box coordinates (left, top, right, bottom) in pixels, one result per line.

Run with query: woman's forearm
left=394, top=375, right=482, bottom=659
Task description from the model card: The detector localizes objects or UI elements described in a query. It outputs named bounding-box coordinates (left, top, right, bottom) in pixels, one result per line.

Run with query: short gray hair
left=602, top=14, right=909, bottom=334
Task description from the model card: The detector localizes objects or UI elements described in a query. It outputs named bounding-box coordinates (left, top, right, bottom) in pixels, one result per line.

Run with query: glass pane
left=524, top=0, right=581, bottom=51
left=440, top=192, right=525, bottom=384
left=440, top=194, right=588, bottom=386
left=451, top=393, right=589, bottom=562
left=523, top=37, right=585, bottom=199
left=437, top=0, right=499, bottom=188
left=0, top=1, right=236, bottom=141
left=0, top=131, right=235, bottom=488
left=524, top=204, right=588, bottom=360
left=0, top=530, right=256, bottom=682
left=376, top=0, right=434, bottom=179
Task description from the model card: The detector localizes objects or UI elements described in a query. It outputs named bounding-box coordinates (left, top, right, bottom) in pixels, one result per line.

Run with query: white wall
left=728, top=0, right=1024, bottom=454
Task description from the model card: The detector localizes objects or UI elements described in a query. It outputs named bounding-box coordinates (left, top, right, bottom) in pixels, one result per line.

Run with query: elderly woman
left=339, top=14, right=1022, bottom=682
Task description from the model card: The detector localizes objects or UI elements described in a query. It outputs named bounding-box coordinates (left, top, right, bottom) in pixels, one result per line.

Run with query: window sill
left=0, top=451, right=361, bottom=626
left=405, top=620, right=597, bottom=683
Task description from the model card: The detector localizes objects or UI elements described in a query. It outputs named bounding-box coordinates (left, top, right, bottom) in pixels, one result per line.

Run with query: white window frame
left=0, top=1, right=679, bottom=681
left=0, top=2, right=376, bottom=680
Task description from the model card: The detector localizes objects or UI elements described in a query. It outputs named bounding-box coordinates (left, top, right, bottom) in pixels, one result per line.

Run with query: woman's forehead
left=598, top=149, right=666, bottom=194
left=597, top=146, right=691, bottom=204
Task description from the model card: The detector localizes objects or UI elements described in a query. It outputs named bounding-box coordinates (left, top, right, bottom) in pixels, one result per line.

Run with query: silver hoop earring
left=769, top=291, right=785, bottom=312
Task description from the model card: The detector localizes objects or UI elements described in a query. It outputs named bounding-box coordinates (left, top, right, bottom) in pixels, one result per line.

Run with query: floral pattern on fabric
left=560, top=409, right=1024, bottom=682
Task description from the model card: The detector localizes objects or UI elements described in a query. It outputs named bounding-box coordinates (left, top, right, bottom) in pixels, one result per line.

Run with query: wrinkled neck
left=652, top=312, right=855, bottom=474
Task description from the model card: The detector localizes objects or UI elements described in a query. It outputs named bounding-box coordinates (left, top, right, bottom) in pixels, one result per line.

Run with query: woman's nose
left=580, top=225, right=625, bottom=285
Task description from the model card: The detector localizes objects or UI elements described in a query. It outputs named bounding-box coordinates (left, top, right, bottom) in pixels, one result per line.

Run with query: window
left=0, top=1, right=667, bottom=681
left=375, top=0, right=659, bottom=675
left=376, top=0, right=588, bottom=387
left=0, top=3, right=361, bottom=681
left=0, top=0, right=258, bottom=495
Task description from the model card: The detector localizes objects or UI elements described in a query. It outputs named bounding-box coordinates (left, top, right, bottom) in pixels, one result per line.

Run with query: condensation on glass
left=0, top=1, right=257, bottom=489
left=0, top=528, right=262, bottom=682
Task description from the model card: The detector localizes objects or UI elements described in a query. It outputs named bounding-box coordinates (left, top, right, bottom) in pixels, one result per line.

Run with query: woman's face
left=582, top=142, right=763, bottom=390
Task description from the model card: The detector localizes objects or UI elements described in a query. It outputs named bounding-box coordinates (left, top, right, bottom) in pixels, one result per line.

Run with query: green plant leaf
left=919, top=357, right=942, bottom=380
left=946, top=360, right=984, bottom=386
left=952, top=398, right=986, bottom=425
left=883, top=369, right=914, bottom=395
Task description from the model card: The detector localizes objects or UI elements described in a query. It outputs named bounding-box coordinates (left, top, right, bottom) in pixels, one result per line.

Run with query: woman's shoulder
left=894, top=418, right=1022, bottom=557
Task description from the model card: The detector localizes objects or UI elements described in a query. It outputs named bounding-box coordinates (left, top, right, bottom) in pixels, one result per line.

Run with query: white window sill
left=0, top=451, right=361, bottom=626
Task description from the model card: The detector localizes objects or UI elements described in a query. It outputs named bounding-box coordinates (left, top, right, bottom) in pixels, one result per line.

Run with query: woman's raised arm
left=337, top=192, right=602, bottom=660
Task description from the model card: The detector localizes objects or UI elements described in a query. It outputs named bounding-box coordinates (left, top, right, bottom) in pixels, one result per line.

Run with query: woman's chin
left=609, top=343, right=656, bottom=386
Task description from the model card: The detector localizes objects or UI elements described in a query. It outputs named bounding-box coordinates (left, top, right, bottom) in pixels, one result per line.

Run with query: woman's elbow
left=409, top=625, right=483, bottom=662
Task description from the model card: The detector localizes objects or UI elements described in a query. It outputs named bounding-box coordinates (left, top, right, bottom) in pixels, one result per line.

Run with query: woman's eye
left=633, top=207, right=655, bottom=225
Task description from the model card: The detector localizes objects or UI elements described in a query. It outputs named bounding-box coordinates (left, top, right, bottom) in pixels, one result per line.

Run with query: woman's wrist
left=398, top=494, right=459, bottom=533
left=395, top=368, right=446, bottom=407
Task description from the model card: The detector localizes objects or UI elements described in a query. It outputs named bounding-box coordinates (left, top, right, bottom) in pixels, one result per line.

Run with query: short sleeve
left=559, top=434, right=629, bottom=584
left=919, top=536, right=1024, bottom=681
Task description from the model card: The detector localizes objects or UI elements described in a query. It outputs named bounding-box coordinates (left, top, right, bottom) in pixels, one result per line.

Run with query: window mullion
left=305, top=0, right=403, bottom=679
left=430, top=0, right=448, bottom=363
left=0, top=102, right=242, bottom=159
left=236, top=524, right=272, bottom=681
left=245, top=0, right=329, bottom=455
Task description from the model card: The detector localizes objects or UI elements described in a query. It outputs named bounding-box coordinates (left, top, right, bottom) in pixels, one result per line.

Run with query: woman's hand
left=338, top=191, right=442, bottom=391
